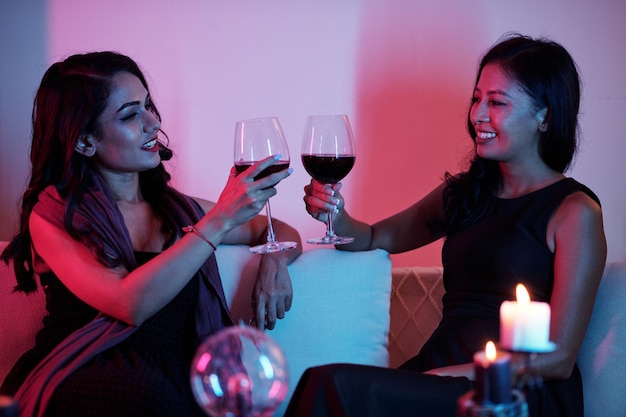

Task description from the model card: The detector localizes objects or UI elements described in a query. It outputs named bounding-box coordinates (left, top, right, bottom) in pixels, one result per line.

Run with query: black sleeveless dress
left=2, top=252, right=228, bottom=417
left=284, top=178, right=596, bottom=417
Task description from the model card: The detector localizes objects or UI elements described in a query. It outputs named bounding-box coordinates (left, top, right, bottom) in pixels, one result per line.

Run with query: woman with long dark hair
left=291, top=33, right=606, bottom=417
left=0, top=51, right=301, bottom=416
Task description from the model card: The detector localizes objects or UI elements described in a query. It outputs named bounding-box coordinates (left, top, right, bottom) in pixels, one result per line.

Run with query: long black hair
left=1, top=51, right=178, bottom=292
left=442, top=33, right=581, bottom=233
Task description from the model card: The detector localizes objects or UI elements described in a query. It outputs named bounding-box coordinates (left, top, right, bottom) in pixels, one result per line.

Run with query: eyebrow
left=474, top=87, right=513, bottom=98
left=116, top=101, right=141, bottom=113
left=115, top=93, right=151, bottom=113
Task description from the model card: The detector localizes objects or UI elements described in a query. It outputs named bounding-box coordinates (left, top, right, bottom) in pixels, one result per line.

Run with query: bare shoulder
left=547, top=189, right=605, bottom=252
left=554, top=190, right=603, bottom=225
left=29, top=210, right=62, bottom=240
left=29, top=210, right=124, bottom=277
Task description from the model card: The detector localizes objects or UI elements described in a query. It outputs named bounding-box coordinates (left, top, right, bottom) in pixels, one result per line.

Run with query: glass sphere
left=190, top=324, right=289, bottom=417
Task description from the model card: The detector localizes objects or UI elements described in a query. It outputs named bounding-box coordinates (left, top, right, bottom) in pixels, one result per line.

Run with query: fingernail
left=274, top=154, right=281, bottom=160
left=287, top=168, right=293, bottom=175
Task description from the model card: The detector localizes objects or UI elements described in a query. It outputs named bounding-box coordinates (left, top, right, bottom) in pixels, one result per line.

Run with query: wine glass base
left=249, top=241, right=298, bottom=254
left=306, top=236, right=354, bottom=245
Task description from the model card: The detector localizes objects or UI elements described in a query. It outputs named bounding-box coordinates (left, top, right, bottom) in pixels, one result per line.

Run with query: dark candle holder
left=457, top=342, right=538, bottom=417
left=457, top=389, right=528, bottom=417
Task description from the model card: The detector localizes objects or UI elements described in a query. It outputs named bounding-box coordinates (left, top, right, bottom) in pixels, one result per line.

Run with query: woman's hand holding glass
left=301, top=114, right=356, bottom=244
left=303, top=180, right=345, bottom=225
left=210, top=155, right=291, bottom=234
left=209, top=156, right=295, bottom=330
left=234, top=117, right=297, bottom=254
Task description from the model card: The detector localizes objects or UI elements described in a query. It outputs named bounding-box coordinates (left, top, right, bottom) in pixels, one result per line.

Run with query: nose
left=472, top=100, right=490, bottom=124
left=144, top=111, right=161, bottom=133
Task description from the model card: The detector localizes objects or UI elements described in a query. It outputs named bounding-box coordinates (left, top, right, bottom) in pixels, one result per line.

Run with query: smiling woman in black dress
left=291, top=33, right=606, bottom=417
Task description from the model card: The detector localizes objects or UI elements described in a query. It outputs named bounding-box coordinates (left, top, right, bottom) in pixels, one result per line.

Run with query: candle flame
left=485, top=340, right=496, bottom=361
left=516, top=283, right=530, bottom=305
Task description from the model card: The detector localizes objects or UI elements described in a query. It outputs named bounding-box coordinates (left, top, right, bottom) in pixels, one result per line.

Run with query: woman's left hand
left=251, top=252, right=293, bottom=330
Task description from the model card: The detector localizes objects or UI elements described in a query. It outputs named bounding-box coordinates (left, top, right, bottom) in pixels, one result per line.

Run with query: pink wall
left=1, top=0, right=625, bottom=267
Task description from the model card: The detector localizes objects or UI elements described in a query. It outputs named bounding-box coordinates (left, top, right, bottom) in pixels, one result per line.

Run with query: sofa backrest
left=388, top=265, right=443, bottom=368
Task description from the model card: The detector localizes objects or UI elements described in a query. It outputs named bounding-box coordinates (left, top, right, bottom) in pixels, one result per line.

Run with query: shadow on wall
left=0, top=0, right=48, bottom=240
left=351, top=3, right=489, bottom=268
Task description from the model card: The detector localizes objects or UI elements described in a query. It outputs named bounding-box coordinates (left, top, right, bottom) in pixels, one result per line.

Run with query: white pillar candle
left=499, top=284, right=552, bottom=352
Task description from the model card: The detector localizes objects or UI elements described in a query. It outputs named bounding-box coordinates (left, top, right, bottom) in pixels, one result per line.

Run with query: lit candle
left=473, top=341, right=512, bottom=404
left=499, top=283, right=552, bottom=352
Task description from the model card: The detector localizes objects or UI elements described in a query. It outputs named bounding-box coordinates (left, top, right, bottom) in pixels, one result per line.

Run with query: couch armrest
left=217, top=245, right=392, bottom=416
left=0, top=241, right=47, bottom=385
left=577, top=262, right=626, bottom=417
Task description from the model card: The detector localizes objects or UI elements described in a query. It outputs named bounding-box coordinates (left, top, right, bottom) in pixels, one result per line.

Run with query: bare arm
left=30, top=156, right=294, bottom=327
left=199, top=200, right=302, bottom=265
left=303, top=180, right=447, bottom=253
left=197, top=171, right=302, bottom=330
left=523, top=191, right=606, bottom=380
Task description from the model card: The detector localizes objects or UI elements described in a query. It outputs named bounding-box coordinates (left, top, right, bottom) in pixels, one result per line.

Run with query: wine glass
left=301, top=114, right=356, bottom=245
left=234, top=117, right=297, bottom=254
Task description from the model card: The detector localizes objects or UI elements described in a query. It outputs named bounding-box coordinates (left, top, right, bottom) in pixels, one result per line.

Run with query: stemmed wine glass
left=301, top=114, right=356, bottom=245
left=234, top=117, right=297, bottom=254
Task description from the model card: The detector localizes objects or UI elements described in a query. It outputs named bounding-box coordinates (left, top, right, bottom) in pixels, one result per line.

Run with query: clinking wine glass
left=301, top=114, right=356, bottom=245
left=234, top=117, right=297, bottom=254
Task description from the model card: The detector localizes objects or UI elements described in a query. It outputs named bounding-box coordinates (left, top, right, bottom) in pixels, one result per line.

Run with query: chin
left=476, top=146, right=501, bottom=161
left=138, top=159, right=162, bottom=172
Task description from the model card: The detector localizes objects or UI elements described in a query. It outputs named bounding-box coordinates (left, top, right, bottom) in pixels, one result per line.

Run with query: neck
left=498, top=161, right=564, bottom=199
left=98, top=170, right=143, bottom=202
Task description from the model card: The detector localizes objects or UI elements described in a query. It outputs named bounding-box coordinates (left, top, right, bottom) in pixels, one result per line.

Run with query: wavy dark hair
left=1, top=51, right=178, bottom=292
left=442, top=33, right=581, bottom=232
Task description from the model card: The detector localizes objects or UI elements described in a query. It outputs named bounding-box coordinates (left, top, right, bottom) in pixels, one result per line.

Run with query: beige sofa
left=1, top=241, right=624, bottom=416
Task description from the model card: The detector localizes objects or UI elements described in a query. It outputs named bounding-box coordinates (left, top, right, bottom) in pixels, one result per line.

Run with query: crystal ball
left=190, top=324, right=289, bottom=417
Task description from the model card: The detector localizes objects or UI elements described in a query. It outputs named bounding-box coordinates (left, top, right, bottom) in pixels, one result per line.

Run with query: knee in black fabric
left=286, top=364, right=475, bottom=417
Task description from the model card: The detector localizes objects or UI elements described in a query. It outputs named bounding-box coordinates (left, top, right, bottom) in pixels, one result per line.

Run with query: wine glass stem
left=325, top=210, right=336, bottom=238
left=265, top=202, right=276, bottom=243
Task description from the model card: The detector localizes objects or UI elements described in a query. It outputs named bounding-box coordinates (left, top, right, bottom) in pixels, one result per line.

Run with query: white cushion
left=217, top=245, right=392, bottom=417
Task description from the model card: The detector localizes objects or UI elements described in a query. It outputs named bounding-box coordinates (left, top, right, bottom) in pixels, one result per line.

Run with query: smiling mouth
left=477, top=131, right=496, bottom=140
left=141, top=139, right=157, bottom=150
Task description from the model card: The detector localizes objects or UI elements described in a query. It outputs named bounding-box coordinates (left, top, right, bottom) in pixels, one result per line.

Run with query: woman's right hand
left=212, top=155, right=292, bottom=232
left=303, top=179, right=344, bottom=224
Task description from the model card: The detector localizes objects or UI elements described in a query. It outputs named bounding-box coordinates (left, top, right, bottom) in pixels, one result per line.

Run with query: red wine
left=301, top=155, right=355, bottom=184
left=234, top=161, right=290, bottom=181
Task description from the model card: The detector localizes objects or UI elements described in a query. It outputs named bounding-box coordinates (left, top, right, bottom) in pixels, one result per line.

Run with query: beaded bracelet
left=182, top=225, right=217, bottom=251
